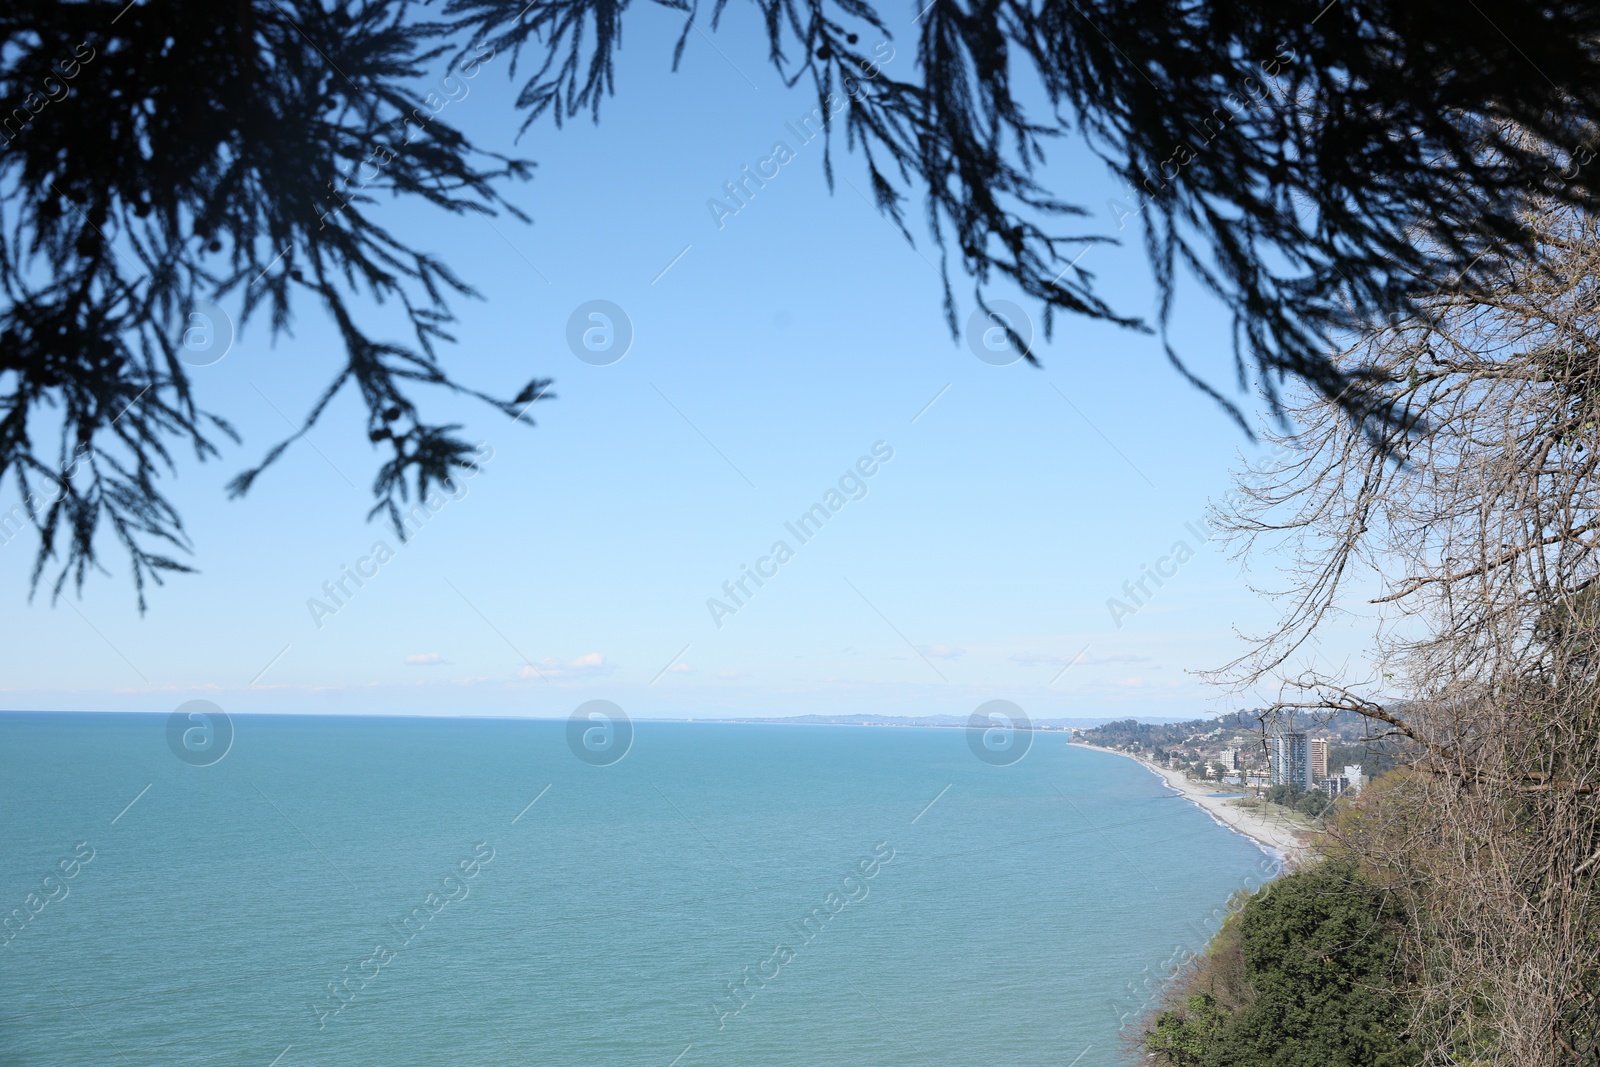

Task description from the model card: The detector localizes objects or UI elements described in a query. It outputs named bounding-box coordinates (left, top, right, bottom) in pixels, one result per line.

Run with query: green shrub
left=1144, top=862, right=1419, bottom=1067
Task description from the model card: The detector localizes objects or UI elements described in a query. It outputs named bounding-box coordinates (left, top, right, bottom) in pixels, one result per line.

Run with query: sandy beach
left=1075, top=743, right=1311, bottom=866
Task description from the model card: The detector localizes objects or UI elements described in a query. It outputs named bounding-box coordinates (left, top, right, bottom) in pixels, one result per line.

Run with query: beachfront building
left=1217, top=747, right=1240, bottom=772
left=1319, top=763, right=1368, bottom=798
left=1309, top=737, right=1329, bottom=783
left=1268, top=731, right=1314, bottom=789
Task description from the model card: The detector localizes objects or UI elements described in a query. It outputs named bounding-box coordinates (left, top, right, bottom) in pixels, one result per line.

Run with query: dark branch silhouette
left=3, top=0, right=1598, bottom=607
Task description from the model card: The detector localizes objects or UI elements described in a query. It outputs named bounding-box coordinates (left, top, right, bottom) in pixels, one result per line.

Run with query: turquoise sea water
left=0, top=715, right=1276, bottom=1066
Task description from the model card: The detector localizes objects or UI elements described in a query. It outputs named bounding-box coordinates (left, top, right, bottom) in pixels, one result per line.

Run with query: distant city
left=1070, top=710, right=1407, bottom=800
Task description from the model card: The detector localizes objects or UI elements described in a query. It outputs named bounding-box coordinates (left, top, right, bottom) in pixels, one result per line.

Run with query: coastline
left=1074, top=742, right=1310, bottom=866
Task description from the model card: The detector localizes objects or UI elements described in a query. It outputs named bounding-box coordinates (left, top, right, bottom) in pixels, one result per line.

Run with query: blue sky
left=1, top=4, right=1344, bottom=720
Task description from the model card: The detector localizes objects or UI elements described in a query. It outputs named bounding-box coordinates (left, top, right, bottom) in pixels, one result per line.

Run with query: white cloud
left=515, top=652, right=613, bottom=680
left=918, top=643, right=966, bottom=660
left=668, top=662, right=693, bottom=673
left=405, top=653, right=446, bottom=666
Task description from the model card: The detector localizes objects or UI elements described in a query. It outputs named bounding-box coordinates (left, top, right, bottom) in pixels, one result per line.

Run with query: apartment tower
left=1309, top=737, right=1329, bottom=783
left=1268, top=732, right=1313, bottom=789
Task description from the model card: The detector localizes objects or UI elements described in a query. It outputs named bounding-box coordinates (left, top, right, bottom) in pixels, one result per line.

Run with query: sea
left=0, top=714, right=1278, bottom=1066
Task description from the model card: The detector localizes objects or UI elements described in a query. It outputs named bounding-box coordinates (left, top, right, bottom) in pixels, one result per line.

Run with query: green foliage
left=1260, top=782, right=1333, bottom=816
left=1293, top=790, right=1331, bottom=817
left=1145, top=863, right=1419, bottom=1067
left=1149, top=993, right=1232, bottom=1066
left=1262, top=783, right=1298, bottom=807
left=1079, top=714, right=1254, bottom=750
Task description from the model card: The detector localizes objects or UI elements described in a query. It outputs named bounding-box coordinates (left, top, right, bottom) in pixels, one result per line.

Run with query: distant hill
left=1075, top=708, right=1399, bottom=748
left=1074, top=709, right=1408, bottom=778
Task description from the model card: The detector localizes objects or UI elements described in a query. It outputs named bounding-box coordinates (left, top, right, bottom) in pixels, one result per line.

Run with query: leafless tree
left=1211, top=203, right=1600, bottom=1064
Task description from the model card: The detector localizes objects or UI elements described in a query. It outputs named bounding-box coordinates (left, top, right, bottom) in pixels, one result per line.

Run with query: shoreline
left=1074, top=742, right=1310, bottom=866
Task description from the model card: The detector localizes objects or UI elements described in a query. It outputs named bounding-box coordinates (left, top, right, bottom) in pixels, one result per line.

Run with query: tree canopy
left=1146, top=862, right=1418, bottom=1067
left=3, top=0, right=1599, bottom=606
